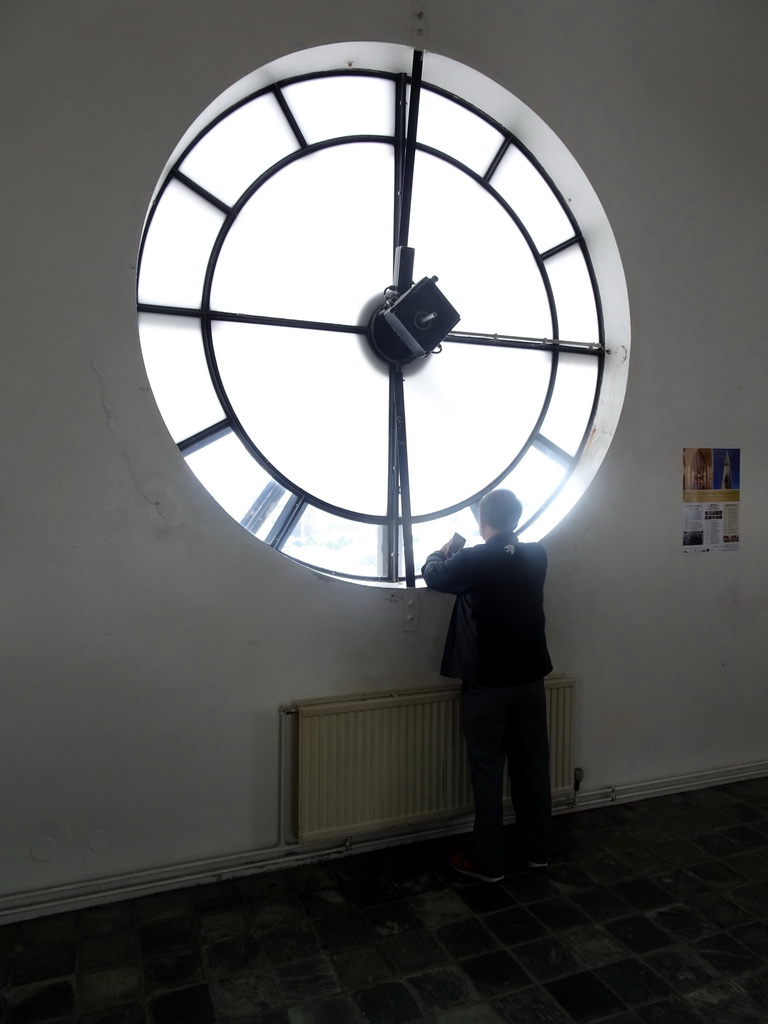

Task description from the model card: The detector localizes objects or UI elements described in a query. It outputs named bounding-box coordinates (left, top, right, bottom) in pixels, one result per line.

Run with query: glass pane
left=539, top=352, right=598, bottom=456
left=210, top=142, right=393, bottom=326
left=409, top=152, right=551, bottom=337
left=282, top=74, right=396, bottom=144
left=212, top=321, right=390, bottom=516
left=138, top=180, right=225, bottom=308
left=179, top=92, right=299, bottom=207
left=185, top=431, right=285, bottom=525
left=410, top=508, right=482, bottom=580
left=546, top=246, right=600, bottom=346
left=403, top=344, right=553, bottom=516
left=500, top=447, right=569, bottom=531
left=416, top=87, right=504, bottom=177
left=138, top=313, right=224, bottom=443
left=490, top=144, right=573, bottom=254
left=281, top=507, right=386, bottom=578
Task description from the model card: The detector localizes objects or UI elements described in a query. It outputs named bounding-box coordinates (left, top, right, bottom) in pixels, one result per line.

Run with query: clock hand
left=394, top=49, right=424, bottom=296
left=389, top=363, right=416, bottom=587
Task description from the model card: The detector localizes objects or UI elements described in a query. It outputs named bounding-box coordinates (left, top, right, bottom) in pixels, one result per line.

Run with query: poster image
left=682, top=448, right=740, bottom=553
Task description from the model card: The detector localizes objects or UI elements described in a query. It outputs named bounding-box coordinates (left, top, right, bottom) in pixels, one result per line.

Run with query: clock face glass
left=137, top=43, right=629, bottom=585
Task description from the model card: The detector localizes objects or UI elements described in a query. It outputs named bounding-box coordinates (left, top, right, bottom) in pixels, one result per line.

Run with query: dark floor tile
left=408, top=964, right=476, bottom=1012
left=690, top=831, right=742, bottom=858
left=647, top=904, right=714, bottom=941
left=730, top=918, right=768, bottom=950
left=135, top=892, right=191, bottom=925
left=492, top=983, right=573, bottom=1023
left=197, top=908, right=250, bottom=943
left=501, top=871, right=560, bottom=904
left=10, top=943, right=76, bottom=985
left=559, top=924, right=630, bottom=968
left=686, top=860, right=745, bottom=887
left=5, top=980, right=75, bottom=1023
left=0, top=923, right=18, bottom=955
left=483, top=907, right=548, bottom=946
left=250, top=897, right=307, bottom=933
left=204, top=933, right=266, bottom=979
left=288, top=994, right=359, bottom=1024
left=300, top=887, right=354, bottom=918
left=381, top=929, right=448, bottom=973
left=459, top=949, right=530, bottom=996
left=208, top=973, right=282, bottom=1022
left=345, top=878, right=401, bottom=909
left=142, top=948, right=206, bottom=995
left=691, top=931, right=762, bottom=976
left=138, top=916, right=197, bottom=958
left=262, top=922, right=322, bottom=965
left=389, top=866, right=447, bottom=898
left=148, top=983, right=216, bottom=1024
left=613, top=879, right=674, bottom=911
left=723, top=850, right=768, bottom=881
left=719, top=823, right=768, bottom=850
left=651, top=839, right=707, bottom=867
left=313, top=910, right=376, bottom=951
left=436, top=1004, right=506, bottom=1024
left=79, top=1002, right=147, bottom=1024
left=545, top=970, right=627, bottom=1023
left=512, top=935, right=581, bottom=981
left=581, top=856, right=635, bottom=885
left=352, top=979, right=422, bottom=1024
left=595, top=958, right=672, bottom=1006
left=618, top=847, right=671, bottom=877
left=363, top=902, right=423, bottom=938
left=410, top=890, right=475, bottom=930
left=79, top=930, right=139, bottom=970
left=687, top=890, right=756, bottom=929
left=529, top=896, right=591, bottom=931
left=571, top=886, right=635, bottom=923
left=605, top=916, right=674, bottom=954
left=544, top=863, right=596, bottom=892
left=723, top=881, right=768, bottom=917
left=642, top=946, right=716, bottom=993
left=332, top=943, right=394, bottom=989
left=436, top=918, right=498, bottom=959
left=189, top=880, right=243, bottom=912
left=274, top=954, right=339, bottom=1005
left=741, top=968, right=768, bottom=1012
left=79, top=965, right=143, bottom=1011
left=457, top=882, right=516, bottom=914
left=686, top=981, right=766, bottom=1024
left=16, top=914, right=78, bottom=951
left=78, top=904, right=136, bottom=938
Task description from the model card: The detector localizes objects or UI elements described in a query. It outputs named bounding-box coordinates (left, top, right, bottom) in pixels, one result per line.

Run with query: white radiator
left=293, top=674, right=574, bottom=843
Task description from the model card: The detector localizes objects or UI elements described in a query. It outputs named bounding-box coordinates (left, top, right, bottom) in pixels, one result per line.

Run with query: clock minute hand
left=394, top=49, right=424, bottom=296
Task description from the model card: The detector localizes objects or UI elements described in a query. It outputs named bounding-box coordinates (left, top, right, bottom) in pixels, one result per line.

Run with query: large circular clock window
left=137, top=42, right=630, bottom=586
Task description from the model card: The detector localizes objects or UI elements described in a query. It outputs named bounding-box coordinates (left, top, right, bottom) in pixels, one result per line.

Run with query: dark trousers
left=461, top=679, right=552, bottom=877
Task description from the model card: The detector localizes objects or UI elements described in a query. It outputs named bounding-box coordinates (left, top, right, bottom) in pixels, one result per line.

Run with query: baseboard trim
left=2, top=759, right=767, bottom=923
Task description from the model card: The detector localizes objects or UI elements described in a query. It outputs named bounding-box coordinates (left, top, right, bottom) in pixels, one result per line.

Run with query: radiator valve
left=573, top=767, right=584, bottom=792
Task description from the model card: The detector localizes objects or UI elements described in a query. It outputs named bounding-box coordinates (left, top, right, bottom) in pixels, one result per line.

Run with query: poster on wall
left=682, top=448, right=740, bottom=553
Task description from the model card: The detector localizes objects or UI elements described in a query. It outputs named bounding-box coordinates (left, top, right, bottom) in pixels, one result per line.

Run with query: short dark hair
left=478, top=489, right=522, bottom=531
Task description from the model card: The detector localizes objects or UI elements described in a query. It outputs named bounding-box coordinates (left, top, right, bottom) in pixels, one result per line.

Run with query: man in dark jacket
left=422, top=489, right=553, bottom=881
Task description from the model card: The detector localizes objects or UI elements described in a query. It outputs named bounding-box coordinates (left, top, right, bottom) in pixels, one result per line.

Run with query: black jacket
left=422, top=530, right=553, bottom=686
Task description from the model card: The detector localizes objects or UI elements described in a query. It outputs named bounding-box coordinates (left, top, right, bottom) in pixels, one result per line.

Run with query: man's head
left=478, top=489, right=522, bottom=540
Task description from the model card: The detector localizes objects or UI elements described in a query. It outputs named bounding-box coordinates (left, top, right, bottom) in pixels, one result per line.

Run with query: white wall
left=2, top=0, right=767, bottom=915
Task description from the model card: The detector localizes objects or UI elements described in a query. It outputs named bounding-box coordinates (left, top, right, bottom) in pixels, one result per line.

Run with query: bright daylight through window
left=137, top=42, right=630, bottom=586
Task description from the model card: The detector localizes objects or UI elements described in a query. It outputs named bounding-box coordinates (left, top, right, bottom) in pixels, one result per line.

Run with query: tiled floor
left=2, top=778, right=768, bottom=1024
